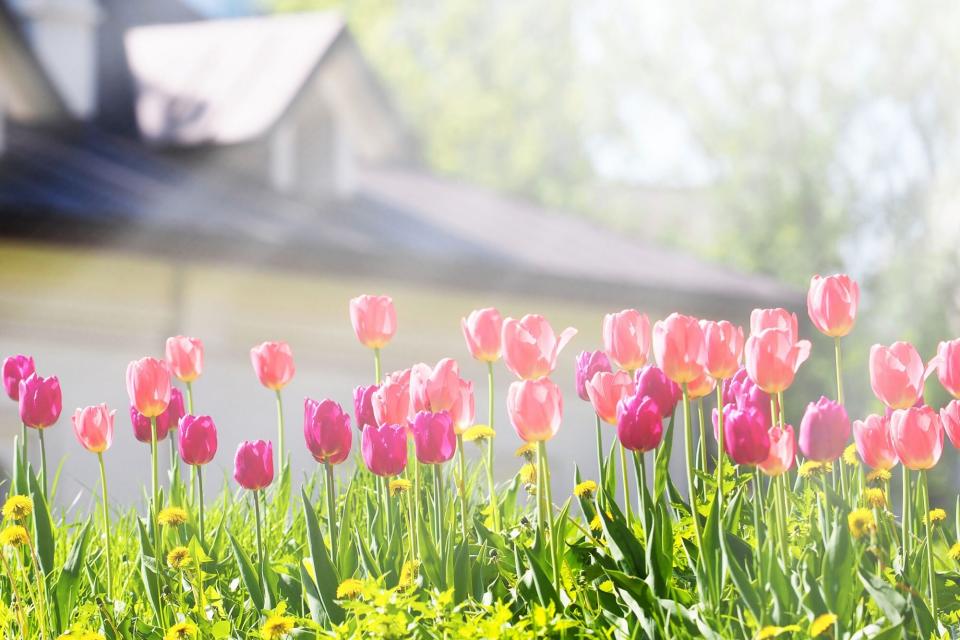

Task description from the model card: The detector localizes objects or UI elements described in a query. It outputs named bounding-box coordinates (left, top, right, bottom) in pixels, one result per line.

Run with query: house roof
left=0, top=1, right=68, bottom=121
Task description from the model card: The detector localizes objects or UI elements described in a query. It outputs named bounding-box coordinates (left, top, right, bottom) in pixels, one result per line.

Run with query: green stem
left=538, top=441, right=560, bottom=588
left=903, top=468, right=912, bottom=574
left=697, top=398, right=707, bottom=499
left=632, top=451, right=647, bottom=526
left=922, top=470, right=938, bottom=619
left=834, top=336, right=844, bottom=405
left=776, top=474, right=788, bottom=566
left=487, top=361, right=501, bottom=531
left=753, top=472, right=765, bottom=625
left=20, top=422, right=27, bottom=470
left=97, top=452, right=113, bottom=602
left=149, top=415, right=162, bottom=624
left=716, top=383, right=725, bottom=507
left=413, top=459, right=422, bottom=555
left=275, top=390, right=285, bottom=468
left=619, top=442, right=633, bottom=528
left=38, top=428, right=48, bottom=501
left=374, top=347, right=382, bottom=385
left=433, top=466, right=444, bottom=555
left=197, top=465, right=205, bottom=547
left=595, top=414, right=604, bottom=509
left=324, top=460, right=339, bottom=565
left=185, top=381, right=194, bottom=414
left=682, top=386, right=703, bottom=562
left=253, top=490, right=265, bottom=588
left=457, top=434, right=469, bottom=543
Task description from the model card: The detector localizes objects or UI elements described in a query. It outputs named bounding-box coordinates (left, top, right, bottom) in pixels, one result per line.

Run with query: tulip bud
left=125, top=357, right=171, bottom=418
left=852, top=414, right=898, bottom=470
left=461, top=307, right=503, bottom=362
left=798, top=396, right=850, bottom=462
left=652, top=313, right=707, bottom=385
left=869, top=342, right=926, bottom=410
left=507, top=378, right=563, bottom=443
left=585, top=370, right=633, bottom=424
left=165, top=336, right=204, bottom=383
left=361, top=423, right=408, bottom=476
left=250, top=341, right=295, bottom=391
left=575, top=350, right=612, bottom=402
left=178, top=414, right=218, bottom=466
left=349, top=294, right=397, bottom=349
left=2, top=354, right=35, bottom=401
left=890, top=406, right=944, bottom=470
left=602, top=309, right=650, bottom=371
left=502, top=315, right=577, bottom=380
left=72, top=404, right=115, bottom=453
left=616, top=393, right=663, bottom=452
left=759, top=425, right=795, bottom=476
left=806, top=274, right=859, bottom=338
left=411, top=410, right=457, bottom=464
left=19, top=373, right=62, bottom=429
left=303, top=399, right=352, bottom=465
left=234, top=440, right=274, bottom=490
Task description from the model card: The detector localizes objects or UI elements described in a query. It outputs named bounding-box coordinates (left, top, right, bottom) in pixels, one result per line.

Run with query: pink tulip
left=928, top=339, right=960, bottom=399
left=408, top=359, right=472, bottom=422
left=723, top=406, right=770, bottom=465
left=71, top=404, right=115, bottom=453
left=685, top=371, right=716, bottom=400
left=449, top=377, right=475, bottom=433
left=461, top=307, right=503, bottom=362
left=744, top=328, right=811, bottom=394
left=178, top=414, right=218, bottom=466
left=634, top=365, right=682, bottom=417
left=585, top=370, right=634, bottom=424
left=616, top=393, right=663, bottom=452
left=700, top=320, right=744, bottom=380
left=853, top=414, right=898, bottom=469
left=19, top=373, right=62, bottom=429
left=349, top=294, right=397, bottom=349
left=250, top=341, right=295, bottom=391
left=759, top=425, right=795, bottom=476
left=3, top=354, right=35, bottom=401
left=712, top=368, right=776, bottom=438
left=411, top=410, right=457, bottom=464
left=303, top=398, right=352, bottom=465
left=807, top=274, right=859, bottom=338
left=372, top=369, right=411, bottom=427
left=361, top=423, right=408, bottom=476
left=353, top=384, right=379, bottom=431
left=125, top=357, right=171, bottom=418
left=798, top=396, right=850, bottom=462
left=130, top=387, right=184, bottom=443
left=750, top=308, right=800, bottom=343
left=652, top=313, right=707, bottom=385
left=507, top=378, right=563, bottom=443
left=575, top=350, right=612, bottom=402
left=165, top=336, right=204, bottom=383
left=869, top=342, right=926, bottom=410
left=234, top=440, right=274, bottom=490
left=941, top=400, right=960, bottom=449
left=602, top=309, right=650, bottom=371
left=890, top=406, right=944, bottom=470
left=502, top=315, right=577, bottom=380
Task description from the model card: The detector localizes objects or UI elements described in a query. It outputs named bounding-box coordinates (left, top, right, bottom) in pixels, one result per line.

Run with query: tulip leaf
left=719, top=518, right=761, bottom=622
left=227, top=529, right=264, bottom=611
left=54, top=518, right=91, bottom=632
left=300, top=489, right=343, bottom=625
left=654, top=416, right=675, bottom=500
left=29, top=465, right=55, bottom=577
left=859, top=570, right=905, bottom=626
left=136, top=517, right=163, bottom=623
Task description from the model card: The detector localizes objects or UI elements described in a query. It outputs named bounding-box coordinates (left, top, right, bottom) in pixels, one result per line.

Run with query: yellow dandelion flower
left=164, top=622, right=197, bottom=640
left=574, top=480, right=598, bottom=499
left=157, top=507, right=188, bottom=527
left=82, top=633, right=106, bottom=640
left=166, top=546, right=191, bottom=570
left=2, top=495, right=32, bottom=521
left=842, top=444, right=860, bottom=467
left=336, top=578, right=364, bottom=600
left=756, top=624, right=801, bottom=639
left=809, top=613, right=837, bottom=637
left=866, top=468, right=892, bottom=483
left=260, top=615, right=295, bottom=640
left=515, top=443, right=536, bottom=460
left=848, top=508, right=875, bottom=540
left=926, top=508, right=947, bottom=525
left=590, top=514, right=602, bottom=531
left=388, top=478, right=411, bottom=497
left=462, top=425, right=495, bottom=443
left=399, top=559, right=420, bottom=590
left=0, top=525, right=29, bottom=548
left=949, top=542, right=960, bottom=561
left=798, top=461, right=827, bottom=479
left=519, top=463, right=538, bottom=485
left=864, top=488, right=886, bottom=509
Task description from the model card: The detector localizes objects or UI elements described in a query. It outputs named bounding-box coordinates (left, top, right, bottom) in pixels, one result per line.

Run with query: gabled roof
left=0, top=1, right=68, bottom=122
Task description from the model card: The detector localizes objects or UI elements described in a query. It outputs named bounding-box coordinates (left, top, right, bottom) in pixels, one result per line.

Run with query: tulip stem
left=487, top=361, right=501, bottom=531
left=595, top=414, right=604, bottom=509
left=538, top=441, right=560, bottom=589
left=185, top=381, right=194, bottom=414
left=775, top=474, right=789, bottom=567
left=20, top=421, right=27, bottom=470
left=682, top=386, right=703, bottom=564
left=457, top=434, right=469, bottom=543
left=149, top=415, right=162, bottom=623
left=169, top=434, right=179, bottom=496
left=253, top=489, right=265, bottom=589
left=619, top=442, right=633, bottom=529
left=697, top=399, right=707, bottom=499
left=903, top=468, right=912, bottom=574
left=97, top=452, right=113, bottom=602
left=323, top=460, right=338, bottom=565
left=921, top=470, right=938, bottom=619
left=196, top=464, right=205, bottom=548
left=632, top=451, right=647, bottom=526
left=374, top=347, right=382, bottom=385
left=834, top=336, right=844, bottom=406
left=275, top=390, right=286, bottom=470
left=37, top=428, right=48, bottom=501
left=433, top=466, right=444, bottom=555
left=413, top=460, right=422, bottom=555
left=716, top=384, right=725, bottom=508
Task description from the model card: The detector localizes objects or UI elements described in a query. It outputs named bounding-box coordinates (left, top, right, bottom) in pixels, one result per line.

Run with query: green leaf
left=522, top=545, right=560, bottom=607
left=859, top=570, right=905, bottom=626
left=720, top=519, right=761, bottom=622
left=654, top=416, right=675, bottom=500
left=598, top=502, right=645, bottom=576
left=136, top=517, right=163, bottom=623
left=54, top=519, right=91, bottom=631
left=227, top=530, right=264, bottom=611
left=29, top=465, right=55, bottom=577
left=300, top=489, right=343, bottom=625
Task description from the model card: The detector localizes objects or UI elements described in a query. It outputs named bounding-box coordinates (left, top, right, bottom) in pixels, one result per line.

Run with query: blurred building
left=0, top=0, right=798, bottom=505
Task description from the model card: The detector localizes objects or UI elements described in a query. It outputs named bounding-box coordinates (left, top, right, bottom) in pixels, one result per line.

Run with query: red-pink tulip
left=353, top=384, right=378, bottom=430
left=502, top=315, right=577, bottom=380
left=3, top=354, right=35, bottom=401
left=461, top=307, right=503, bottom=362
left=603, top=309, right=650, bottom=371
left=798, top=396, right=850, bottom=462
left=928, top=339, right=960, bottom=399
left=250, top=341, right=295, bottom=391
left=634, top=365, right=682, bottom=417
left=750, top=308, right=799, bottom=343
left=853, top=414, right=898, bottom=469
left=178, top=414, right=218, bottom=465
left=575, top=350, right=612, bottom=402
left=411, top=410, right=457, bottom=464
left=869, top=342, right=926, bottom=410
left=616, top=393, right=663, bottom=452
left=19, top=373, right=62, bottom=429
left=130, top=387, right=184, bottom=443
left=303, top=398, right=352, bottom=465
left=744, top=328, right=811, bottom=394
left=165, top=336, right=204, bottom=383
left=234, top=440, right=274, bottom=490
left=723, top=406, right=770, bottom=465
left=126, top=357, right=171, bottom=418
left=807, top=274, right=859, bottom=338
left=372, top=369, right=411, bottom=427
left=941, top=400, right=960, bottom=449
left=349, top=294, right=397, bottom=349
left=361, top=423, right=408, bottom=476
left=585, top=370, right=633, bottom=424
left=507, top=378, right=563, bottom=443
left=72, top=404, right=115, bottom=453
left=652, top=313, right=706, bottom=385
left=700, top=320, right=744, bottom=380
left=889, top=406, right=944, bottom=470
left=685, top=371, right=716, bottom=400
left=759, top=425, right=795, bottom=476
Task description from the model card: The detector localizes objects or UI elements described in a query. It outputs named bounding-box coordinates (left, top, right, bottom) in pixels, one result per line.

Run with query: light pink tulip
left=165, top=336, right=204, bottom=383
left=890, top=405, right=944, bottom=470
left=585, top=370, right=633, bottom=424
left=250, top=341, right=295, bottom=391
left=349, top=294, right=397, bottom=349
left=652, top=313, right=706, bottom=385
left=869, top=342, right=926, bottom=410
left=744, top=328, right=811, bottom=394
left=372, top=368, right=411, bottom=427
left=853, top=413, right=898, bottom=470
left=940, top=400, right=960, bottom=450
left=602, top=309, right=650, bottom=371
left=750, top=308, right=800, bottom=343
left=72, top=404, right=115, bottom=453
left=807, top=274, right=859, bottom=338
left=502, top=315, right=577, bottom=380
left=759, top=425, right=795, bottom=476
left=928, top=339, right=960, bottom=399
left=507, top=378, right=563, bottom=442
left=700, top=320, right=744, bottom=380
left=125, top=357, right=171, bottom=419
left=685, top=371, right=716, bottom=400
left=461, top=307, right=503, bottom=362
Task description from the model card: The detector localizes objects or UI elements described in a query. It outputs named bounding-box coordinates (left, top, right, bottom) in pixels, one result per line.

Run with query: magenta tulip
left=798, top=396, right=850, bottom=462
left=575, top=350, right=612, bottom=402
left=411, top=410, right=457, bottom=464
left=723, top=406, right=770, bottom=465
left=304, top=398, right=352, bottom=465
left=634, top=365, right=682, bottom=417
left=616, top=393, right=663, bottom=452
left=353, top=384, right=378, bottom=431
left=19, top=373, right=62, bottom=429
left=361, top=423, right=408, bottom=476
left=178, top=414, right=218, bottom=466
left=234, top=440, right=274, bottom=490
left=3, top=354, right=35, bottom=401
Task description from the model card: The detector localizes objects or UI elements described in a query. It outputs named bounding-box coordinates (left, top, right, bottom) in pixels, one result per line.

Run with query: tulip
left=250, top=341, right=294, bottom=464
left=723, top=406, right=770, bottom=465
left=131, top=404, right=173, bottom=443
left=461, top=307, right=503, bottom=362
left=798, top=396, right=850, bottom=462
left=2, top=354, right=34, bottom=401
left=890, top=406, right=944, bottom=471
left=759, top=425, right=795, bottom=476
left=616, top=393, right=663, bottom=453
left=411, top=410, right=457, bottom=464
left=449, top=377, right=476, bottom=434
left=502, top=314, right=577, bottom=380
left=869, top=342, right=926, bottom=410
left=353, top=384, right=379, bottom=431
left=409, top=359, right=474, bottom=429
left=234, top=439, right=274, bottom=588
left=928, top=339, right=960, bottom=399
left=750, top=308, right=799, bottom=343
left=506, top=378, right=563, bottom=443
left=179, top=414, right=217, bottom=545
left=585, top=370, right=634, bottom=425
left=575, top=350, right=612, bottom=402
left=652, top=313, right=706, bottom=385
left=744, top=328, right=811, bottom=394
left=685, top=371, right=716, bottom=400
left=718, top=367, right=775, bottom=428
left=941, top=400, right=960, bottom=449
left=165, top=335, right=204, bottom=384
left=126, top=357, right=171, bottom=418
left=304, top=399, right=352, bottom=465
left=361, top=423, right=408, bottom=476
left=700, top=320, right=745, bottom=381
left=853, top=414, right=898, bottom=469
left=634, top=365, right=682, bottom=417
left=19, top=373, right=61, bottom=430
left=349, top=294, right=398, bottom=350
left=807, top=274, right=859, bottom=338
left=372, top=369, right=411, bottom=427
left=603, top=309, right=650, bottom=371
